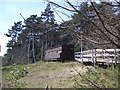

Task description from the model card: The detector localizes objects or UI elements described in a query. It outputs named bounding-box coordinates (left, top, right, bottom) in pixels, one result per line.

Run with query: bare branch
left=47, top=0, right=120, bottom=48
left=73, top=67, right=103, bottom=89
left=91, top=2, right=120, bottom=41
left=52, top=8, right=65, bottom=22
left=52, top=7, right=71, bottom=18
left=106, top=2, right=120, bottom=7
left=45, top=0, right=76, bottom=12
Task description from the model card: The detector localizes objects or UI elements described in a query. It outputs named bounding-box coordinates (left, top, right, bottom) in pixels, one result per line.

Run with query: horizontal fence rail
left=75, top=49, right=120, bottom=66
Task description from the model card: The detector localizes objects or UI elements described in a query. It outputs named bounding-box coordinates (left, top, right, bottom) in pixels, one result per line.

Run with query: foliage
left=3, top=3, right=62, bottom=65
left=3, top=64, right=29, bottom=88
left=3, top=1, right=120, bottom=65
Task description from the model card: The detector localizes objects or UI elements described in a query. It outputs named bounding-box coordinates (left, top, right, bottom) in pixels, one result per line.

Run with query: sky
left=0, top=0, right=112, bottom=56
left=0, top=0, right=74, bottom=56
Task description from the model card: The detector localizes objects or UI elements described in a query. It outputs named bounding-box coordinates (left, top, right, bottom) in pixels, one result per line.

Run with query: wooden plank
left=75, top=49, right=120, bottom=65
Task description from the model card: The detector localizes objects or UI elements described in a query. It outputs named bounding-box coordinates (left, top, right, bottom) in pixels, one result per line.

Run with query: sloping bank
left=2, top=61, right=118, bottom=88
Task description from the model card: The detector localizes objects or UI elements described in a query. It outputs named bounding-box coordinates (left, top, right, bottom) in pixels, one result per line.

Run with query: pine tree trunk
left=27, top=36, right=30, bottom=63
left=41, top=43, right=44, bottom=60
left=45, top=33, right=48, bottom=50
left=41, top=31, right=45, bottom=60
left=50, top=31, right=53, bottom=48
left=32, top=31, right=35, bottom=63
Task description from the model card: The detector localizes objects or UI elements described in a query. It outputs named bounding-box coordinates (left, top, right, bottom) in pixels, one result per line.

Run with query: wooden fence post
left=45, top=85, right=49, bottom=90
left=92, top=49, right=96, bottom=67
left=114, top=49, right=117, bottom=66
left=94, top=49, right=96, bottom=67
left=92, top=49, right=94, bottom=65
left=103, top=49, right=105, bottom=61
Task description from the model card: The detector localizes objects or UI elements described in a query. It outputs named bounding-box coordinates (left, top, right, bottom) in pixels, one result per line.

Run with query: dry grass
left=2, top=61, right=118, bottom=88
left=19, top=61, right=92, bottom=88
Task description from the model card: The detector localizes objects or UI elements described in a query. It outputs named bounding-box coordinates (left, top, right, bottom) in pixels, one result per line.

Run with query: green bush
left=5, top=64, right=29, bottom=88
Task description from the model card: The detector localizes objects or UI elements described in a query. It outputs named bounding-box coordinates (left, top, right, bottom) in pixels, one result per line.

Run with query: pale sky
left=0, top=0, right=74, bottom=56
left=0, top=0, right=107, bottom=56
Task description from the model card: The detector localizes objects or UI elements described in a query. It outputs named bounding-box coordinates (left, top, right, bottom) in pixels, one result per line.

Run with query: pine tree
left=41, top=3, right=55, bottom=50
left=3, top=21, right=23, bottom=65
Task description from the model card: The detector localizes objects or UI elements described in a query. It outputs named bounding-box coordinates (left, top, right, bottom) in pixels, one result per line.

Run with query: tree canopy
left=3, top=1, right=120, bottom=65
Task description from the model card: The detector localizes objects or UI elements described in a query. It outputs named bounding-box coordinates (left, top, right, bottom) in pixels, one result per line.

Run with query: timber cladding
left=45, top=44, right=74, bottom=61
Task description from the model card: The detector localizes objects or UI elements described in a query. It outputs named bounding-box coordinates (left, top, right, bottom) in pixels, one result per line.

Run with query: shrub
left=5, top=64, right=29, bottom=88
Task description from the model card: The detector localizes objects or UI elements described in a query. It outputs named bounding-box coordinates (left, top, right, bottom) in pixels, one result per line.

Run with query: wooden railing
left=75, top=49, right=120, bottom=66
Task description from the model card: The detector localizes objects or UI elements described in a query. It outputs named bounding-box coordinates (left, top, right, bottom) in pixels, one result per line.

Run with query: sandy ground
left=19, top=62, right=93, bottom=88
